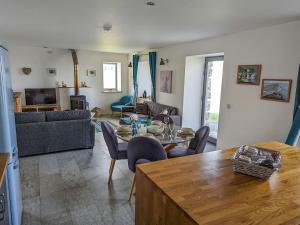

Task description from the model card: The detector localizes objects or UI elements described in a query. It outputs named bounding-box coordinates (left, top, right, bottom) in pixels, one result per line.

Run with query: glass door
left=201, top=56, right=224, bottom=144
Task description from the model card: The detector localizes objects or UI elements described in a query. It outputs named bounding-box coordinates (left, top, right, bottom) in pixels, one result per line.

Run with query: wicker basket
left=232, top=147, right=281, bottom=180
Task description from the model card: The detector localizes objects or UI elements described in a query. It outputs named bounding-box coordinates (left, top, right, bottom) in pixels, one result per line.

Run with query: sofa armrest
left=170, top=115, right=182, bottom=126
left=124, top=102, right=132, bottom=106
left=111, top=101, right=121, bottom=106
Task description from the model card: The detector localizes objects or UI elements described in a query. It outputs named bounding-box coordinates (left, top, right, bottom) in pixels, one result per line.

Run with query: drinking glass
left=168, top=123, right=175, bottom=140
left=163, top=117, right=169, bottom=125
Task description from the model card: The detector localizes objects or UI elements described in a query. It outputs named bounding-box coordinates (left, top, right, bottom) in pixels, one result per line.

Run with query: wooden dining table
left=135, top=141, right=300, bottom=225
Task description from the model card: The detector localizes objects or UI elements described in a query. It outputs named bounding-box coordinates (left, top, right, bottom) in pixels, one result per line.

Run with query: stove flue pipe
left=70, top=49, right=79, bottom=96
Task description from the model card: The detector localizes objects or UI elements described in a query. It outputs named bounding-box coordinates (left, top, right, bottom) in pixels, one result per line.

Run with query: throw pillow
left=161, top=109, right=168, bottom=115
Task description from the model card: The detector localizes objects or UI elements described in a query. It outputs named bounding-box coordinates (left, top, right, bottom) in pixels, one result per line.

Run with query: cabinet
left=13, top=92, right=22, bottom=112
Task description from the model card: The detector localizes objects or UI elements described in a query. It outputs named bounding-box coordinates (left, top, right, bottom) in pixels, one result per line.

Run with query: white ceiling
left=1, top=0, right=300, bottom=53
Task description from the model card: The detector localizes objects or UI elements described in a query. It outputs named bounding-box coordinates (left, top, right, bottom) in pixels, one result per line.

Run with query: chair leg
left=108, top=159, right=116, bottom=184
left=129, top=174, right=136, bottom=201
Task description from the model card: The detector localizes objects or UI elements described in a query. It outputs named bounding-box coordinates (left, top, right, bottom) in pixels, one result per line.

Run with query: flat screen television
left=25, top=88, right=57, bottom=105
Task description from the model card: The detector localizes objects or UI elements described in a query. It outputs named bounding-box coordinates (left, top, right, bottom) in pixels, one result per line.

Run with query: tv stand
left=22, top=104, right=61, bottom=112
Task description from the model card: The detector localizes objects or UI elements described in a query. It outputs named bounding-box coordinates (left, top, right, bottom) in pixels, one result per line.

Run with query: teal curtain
left=293, top=65, right=300, bottom=118
left=132, top=55, right=140, bottom=101
left=149, top=52, right=157, bottom=102
left=286, top=65, right=300, bottom=145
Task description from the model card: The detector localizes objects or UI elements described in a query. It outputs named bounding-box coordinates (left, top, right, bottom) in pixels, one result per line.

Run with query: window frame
left=102, top=62, right=120, bottom=92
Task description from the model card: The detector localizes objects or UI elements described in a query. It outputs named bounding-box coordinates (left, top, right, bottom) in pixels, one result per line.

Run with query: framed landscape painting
left=261, top=79, right=292, bottom=102
left=237, top=64, right=262, bottom=85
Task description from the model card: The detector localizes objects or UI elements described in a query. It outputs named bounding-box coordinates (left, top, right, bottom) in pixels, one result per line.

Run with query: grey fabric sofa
left=122, top=102, right=182, bottom=126
left=15, top=110, right=95, bottom=157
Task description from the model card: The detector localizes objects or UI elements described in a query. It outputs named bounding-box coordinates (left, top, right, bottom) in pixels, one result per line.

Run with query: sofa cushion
left=146, top=102, right=178, bottom=116
left=111, top=105, right=124, bottom=112
left=45, top=110, right=90, bottom=122
left=15, top=112, right=46, bottom=124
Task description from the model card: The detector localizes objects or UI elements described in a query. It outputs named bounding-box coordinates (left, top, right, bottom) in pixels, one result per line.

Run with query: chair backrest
left=101, top=121, right=119, bottom=159
left=120, top=96, right=133, bottom=104
left=188, top=126, right=210, bottom=154
left=153, top=114, right=174, bottom=125
left=127, top=136, right=167, bottom=172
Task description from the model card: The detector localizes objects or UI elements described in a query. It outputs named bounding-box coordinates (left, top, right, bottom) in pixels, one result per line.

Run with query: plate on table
left=117, top=125, right=131, bottom=133
left=152, top=120, right=163, bottom=126
left=177, top=128, right=194, bottom=136
left=137, top=133, right=154, bottom=137
left=147, top=125, right=164, bottom=134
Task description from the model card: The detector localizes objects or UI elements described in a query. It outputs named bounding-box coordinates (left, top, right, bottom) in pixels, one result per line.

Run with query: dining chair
left=167, top=126, right=210, bottom=158
left=127, top=136, right=167, bottom=201
left=101, top=121, right=128, bottom=184
left=153, top=113, right=174, bottom=125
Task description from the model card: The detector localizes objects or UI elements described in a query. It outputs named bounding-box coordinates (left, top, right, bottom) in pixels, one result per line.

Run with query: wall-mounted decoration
left=160, top=70, right=172, bottom=93
left=81, top=81, right=88, bottom=87
left=261, top=79, right=292, bottom=102
left=47, top=68, right=57, bottom=76
left=160, top=58, right=169, bottom=66
left=237, top=64, right=262, bottom=85
left=87, top=69, right=96, bottom=77
left=22, top=67, right=32, bottom=75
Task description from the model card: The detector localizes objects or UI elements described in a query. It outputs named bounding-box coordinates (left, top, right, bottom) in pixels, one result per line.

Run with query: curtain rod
left=133, top=52, right=156, bottom=56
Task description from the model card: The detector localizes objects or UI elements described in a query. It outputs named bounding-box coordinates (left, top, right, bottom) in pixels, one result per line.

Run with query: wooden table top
left=0, top=154, right=9, bottom=187
left=137, top=141, right=300, bottom=225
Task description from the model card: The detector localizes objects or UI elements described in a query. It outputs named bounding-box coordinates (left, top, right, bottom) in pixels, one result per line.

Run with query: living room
left=1, top=1, right=300, bottom=225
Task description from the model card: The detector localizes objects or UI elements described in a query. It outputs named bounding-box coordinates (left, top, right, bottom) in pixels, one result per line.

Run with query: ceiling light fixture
left=146, top=1, right=155, bottom=6
left=103, top=23, right=112, bottom=32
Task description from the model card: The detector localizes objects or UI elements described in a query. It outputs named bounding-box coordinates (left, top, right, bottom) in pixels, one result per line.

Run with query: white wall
left=9, top=45, right=129, bottom=113
left=182, top=56, right=205, bottom=131
left=157, top=20, right=300, bottom=149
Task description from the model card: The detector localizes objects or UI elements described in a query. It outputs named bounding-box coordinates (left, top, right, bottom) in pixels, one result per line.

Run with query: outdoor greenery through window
left=103, top=62, right=121, bottom=92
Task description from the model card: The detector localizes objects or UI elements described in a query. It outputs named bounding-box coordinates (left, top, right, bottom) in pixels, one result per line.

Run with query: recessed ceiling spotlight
left=103, top=23, right=112, bottom=32
left=146, top=1, right=155, bottom=6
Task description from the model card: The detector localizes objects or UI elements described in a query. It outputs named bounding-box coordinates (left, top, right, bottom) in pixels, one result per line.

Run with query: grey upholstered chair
left=168, top=126, right=210, bottom=158
left=153, top=113, right=174, bottom=125
left=127, top=136, right=167, bottom=200
left=101, top=121, right=128, bottom=184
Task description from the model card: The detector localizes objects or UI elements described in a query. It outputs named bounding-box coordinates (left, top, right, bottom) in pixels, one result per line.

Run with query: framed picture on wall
left=47, top=68, right=57, bottom=76
left=237, top=64, right=262, bottom=85
left=160, top=71, right=172, bottom=93
left=261, top=79, right=292, bottom=102
left=87, top=69, right=96, bottom=77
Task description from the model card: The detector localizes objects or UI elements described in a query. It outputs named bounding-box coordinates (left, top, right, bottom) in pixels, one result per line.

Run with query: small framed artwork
left=160, top=70, right=172, bottom=93
left=47, top=68, right=56, bottom=76
left=87, top=69, right=96, bottom=77
left=261, top=79, right=292, bottom=102
left=237, top=64, right=262, bottom=85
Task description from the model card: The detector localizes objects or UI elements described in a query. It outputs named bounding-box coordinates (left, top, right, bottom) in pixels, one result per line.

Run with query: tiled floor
left=20, top=129, right=216, bottom=225
left=21, top=133, right=135, bottom=225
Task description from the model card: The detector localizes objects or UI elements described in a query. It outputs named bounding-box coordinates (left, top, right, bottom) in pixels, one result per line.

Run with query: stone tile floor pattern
left=21, top=131, right=216, bottom=225
left=21, top=133, right=135, bottom=225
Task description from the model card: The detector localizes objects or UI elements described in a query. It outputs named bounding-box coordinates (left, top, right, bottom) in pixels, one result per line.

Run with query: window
left=137, top=61, right=152, bottom=97
left=103, top=62, right=121, bottom=92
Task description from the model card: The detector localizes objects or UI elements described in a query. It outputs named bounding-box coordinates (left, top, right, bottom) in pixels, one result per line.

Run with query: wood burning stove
left=70, top=95, right=88, bottom=110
